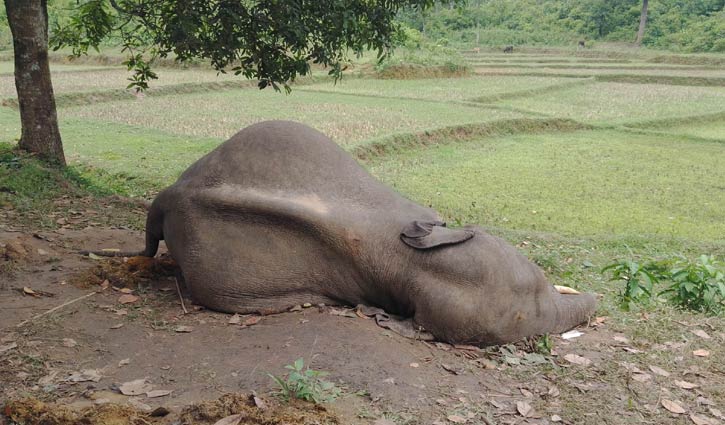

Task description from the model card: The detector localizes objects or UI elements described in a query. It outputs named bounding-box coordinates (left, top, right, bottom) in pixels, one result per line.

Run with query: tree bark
left=634, top=0, right=649, bottom=47
left=5, top=0, right=65, bottom=165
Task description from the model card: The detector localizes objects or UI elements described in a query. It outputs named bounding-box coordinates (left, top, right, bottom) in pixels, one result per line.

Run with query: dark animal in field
left=503, top=45, right=514, bottom=53
left=578, top=40, right=586, bottom=48
left=100, top=121, right=596, bottom=346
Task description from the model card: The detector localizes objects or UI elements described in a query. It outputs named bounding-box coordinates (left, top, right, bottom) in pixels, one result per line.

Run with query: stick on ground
left=174, top=277, right=188, bottom=314
left=14, top=292, right=97, bottom=328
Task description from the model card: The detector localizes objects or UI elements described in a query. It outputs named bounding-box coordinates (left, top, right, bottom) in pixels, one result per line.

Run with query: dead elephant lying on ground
left=99, top=120, right=596, bottom=346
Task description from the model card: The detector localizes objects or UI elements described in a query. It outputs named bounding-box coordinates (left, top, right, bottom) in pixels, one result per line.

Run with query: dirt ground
left=1, top=224, right=723, bottom=425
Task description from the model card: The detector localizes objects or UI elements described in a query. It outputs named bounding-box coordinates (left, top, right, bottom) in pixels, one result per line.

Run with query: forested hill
left=0, top=0, right=722, bottom=53
left=398, top=0, right=725, bottom=53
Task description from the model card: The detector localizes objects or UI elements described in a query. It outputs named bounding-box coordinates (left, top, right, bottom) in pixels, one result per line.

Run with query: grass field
left=1, top=48, right=724, bottom=424
left=1, top=52, right=724, bottom=242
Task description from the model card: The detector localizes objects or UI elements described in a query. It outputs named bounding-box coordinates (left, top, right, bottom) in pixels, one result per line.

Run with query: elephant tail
left=79, top=196, right=164, bottom=258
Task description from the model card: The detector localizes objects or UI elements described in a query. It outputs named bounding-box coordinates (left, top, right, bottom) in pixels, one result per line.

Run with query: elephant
left=109, top=120, right=596, bottom=346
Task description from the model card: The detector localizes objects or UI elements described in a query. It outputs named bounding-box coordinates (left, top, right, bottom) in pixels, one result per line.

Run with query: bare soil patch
left=1, top=226, right=723, bottom=424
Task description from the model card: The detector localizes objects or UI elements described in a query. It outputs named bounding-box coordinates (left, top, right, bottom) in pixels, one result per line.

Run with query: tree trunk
left=634, top=0, right=649, bottom=47
left=5, top=0, right=65, bottom=165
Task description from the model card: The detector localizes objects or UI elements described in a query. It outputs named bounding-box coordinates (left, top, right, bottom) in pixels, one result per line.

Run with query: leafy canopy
left=50, top=0, right=441, bottom=91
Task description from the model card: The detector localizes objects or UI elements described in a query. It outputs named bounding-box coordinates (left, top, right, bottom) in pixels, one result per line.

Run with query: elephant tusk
left=554, top=285, right=581, bottom=295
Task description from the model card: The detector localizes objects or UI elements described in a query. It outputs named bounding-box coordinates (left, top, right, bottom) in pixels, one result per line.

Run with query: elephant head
left=397, top=220, right=597, bottom=345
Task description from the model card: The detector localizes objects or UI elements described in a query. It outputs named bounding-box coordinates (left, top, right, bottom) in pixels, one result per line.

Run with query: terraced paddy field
left=1, top=49, right=724, bottom=425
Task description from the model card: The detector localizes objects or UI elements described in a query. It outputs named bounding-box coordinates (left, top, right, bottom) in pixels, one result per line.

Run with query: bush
left=603, top=254, right=725, bottom=314
left=375, top=42, right=470, bottom=79
left=661, top=255, right=725, bottom=314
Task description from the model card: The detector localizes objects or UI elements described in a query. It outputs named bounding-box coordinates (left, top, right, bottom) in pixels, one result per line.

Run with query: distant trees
left=396, top=0, right=724, bottom=52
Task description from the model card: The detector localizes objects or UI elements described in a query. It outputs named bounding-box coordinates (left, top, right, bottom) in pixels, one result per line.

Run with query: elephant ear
left=400, top=220, right=475, bottom=249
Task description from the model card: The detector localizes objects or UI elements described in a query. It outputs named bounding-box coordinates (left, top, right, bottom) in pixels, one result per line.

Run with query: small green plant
left=602, top=259, right=662, bottom=311
left=660, top=255, right=725, bottom=315
left=268, top=358, right=341, bottom=404
left=535, top=334, right=553, bottom=356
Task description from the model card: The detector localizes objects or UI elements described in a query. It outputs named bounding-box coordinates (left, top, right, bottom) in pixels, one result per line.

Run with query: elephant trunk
left=549, top=291, right=597, bottom=334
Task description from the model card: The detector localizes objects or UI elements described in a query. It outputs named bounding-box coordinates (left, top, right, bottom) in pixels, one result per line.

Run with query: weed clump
left=268, top=358, right=341, bottom=404
left=603, top=254, right=725, bottom=314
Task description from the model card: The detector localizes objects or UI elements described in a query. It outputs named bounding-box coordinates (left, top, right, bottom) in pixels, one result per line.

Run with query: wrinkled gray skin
left=136, top=120, right=596, bottom=346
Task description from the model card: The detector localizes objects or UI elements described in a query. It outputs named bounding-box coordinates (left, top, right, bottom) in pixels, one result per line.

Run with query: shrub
left=603, top=254, right=725, bottom=314
left=601, top=259, right=663, bottom=311
left=660, top=255, right=725, bottom=314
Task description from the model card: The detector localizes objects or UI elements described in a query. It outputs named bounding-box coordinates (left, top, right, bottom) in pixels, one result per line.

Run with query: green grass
left=473, top=66, right=725, bottom=78
left=0, top=61, right=114, bottom=74
left=661, top=121, right=725, bottom=141
left=0, top=67, right=240, bottom=97
left=367, top=130, right=725, bottom=243
left=300, top=75, right=585, bottom=102
left=58, top=89, right=527, bottom=145
left=500, top=82, right=725, bottom=125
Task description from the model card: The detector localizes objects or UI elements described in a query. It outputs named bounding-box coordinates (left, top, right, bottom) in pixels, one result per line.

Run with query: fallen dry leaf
left=0, top=342, right=18, bottom=354
left=146, top=389, right=172, bottom=398
left=662, top=399, right=686, bottom=414
left=174, top=326, right=193, bottom=333
left=563, top=354, right=591, bottom=366
left=551, top=415, right=563, bottom=422
left=119, top=378, right=153, bottom=396
left=118, top=294, right=139, bottom=304
left=110, top=323, right=124, bottom=329
left=62, top=338, right=77, bottom=348
left=690, top=414, right=716, bottom=425
left=520, top=388, right=533, bottom=398
left=692, top=349, right=710, bottom=357
left=213, top=414, right=242, bottom=425
left=632, top=373, right=652, bottom=382
left=243, top=316, right=261, bottom=326
left=409, top=362, right=419, bottom=368
left=710, top=408, right=724, bottom=419
left=228, top=314, right=241, bottom=325
left=649, top=365, right=670, bottom=377
left=67, top=369, right=102, bottom=383
left=118, top=358, right=130, bottom=367
left=22, top=287, right=39, bottom=297
left=447, top=414, right=467, bottom=423
left=613, top=335, right=630, bottom=344
left=329, top=308, right=356, bottom=318
left=547, top=386, right=560, bottom=398
left=119, top=288, right=134, bottom=294
left=516, top=401, right=534, bottom=417
left=674, top=380, right=699, bottom=389
left=252, top=396, right=266, bottom=410
left=691, top=329, right=711, bottom=339
left=697, top=397, right=715, bottom=406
